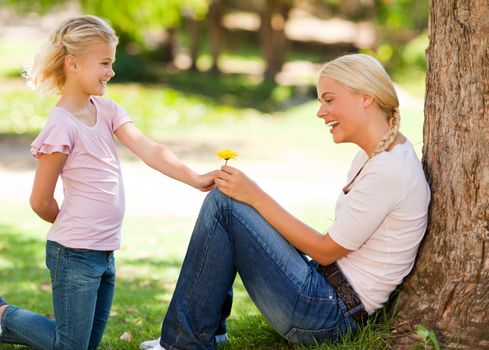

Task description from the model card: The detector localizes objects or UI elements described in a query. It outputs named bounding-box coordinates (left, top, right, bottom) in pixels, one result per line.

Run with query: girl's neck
left=57, top=93, right=97, bottom=127
left=57, top=93, right=93, bottom=112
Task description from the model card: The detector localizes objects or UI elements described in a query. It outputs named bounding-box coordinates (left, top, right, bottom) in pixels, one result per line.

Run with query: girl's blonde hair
left=320, top=54, right=400, bottom=157
left=24, top=15, right=118, bottom=95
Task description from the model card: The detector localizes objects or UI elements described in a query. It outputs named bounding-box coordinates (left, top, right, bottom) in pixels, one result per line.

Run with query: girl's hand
left=194, top=170, right=219, bottom=192
left=215, top=166, right=262, bottom=206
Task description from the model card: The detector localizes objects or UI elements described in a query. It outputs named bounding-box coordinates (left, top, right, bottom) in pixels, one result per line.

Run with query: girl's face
left=72, top=40, right=116, bottom=96
left=316, top=76, right=368, bottom=145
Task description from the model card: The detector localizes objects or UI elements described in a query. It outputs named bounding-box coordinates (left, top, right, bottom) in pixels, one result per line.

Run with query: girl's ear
left=362, top=94, right=375, bottom=108
left=64, top=55, right=77, bottom=72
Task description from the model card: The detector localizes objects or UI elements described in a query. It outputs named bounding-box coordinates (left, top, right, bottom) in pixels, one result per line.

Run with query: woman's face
left=316, top=76, right=367, bottom=145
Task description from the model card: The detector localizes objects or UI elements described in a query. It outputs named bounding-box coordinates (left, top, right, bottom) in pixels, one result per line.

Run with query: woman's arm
left=30, top=152, right=67, bottom=223
left=216, top=166, right=351, bottom=265
left=115, top=122, right=216, bottom=191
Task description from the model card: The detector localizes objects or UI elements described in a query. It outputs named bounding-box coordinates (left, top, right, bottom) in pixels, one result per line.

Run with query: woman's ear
left=362, top=94, right=375, bottom=108
left=64, top=55, right=77, bottom=72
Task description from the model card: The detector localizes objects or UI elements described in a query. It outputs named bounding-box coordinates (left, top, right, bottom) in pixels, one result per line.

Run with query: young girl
left=0, top=15, right=216, bottom=349
left=140, top=54, right=430, bottom=349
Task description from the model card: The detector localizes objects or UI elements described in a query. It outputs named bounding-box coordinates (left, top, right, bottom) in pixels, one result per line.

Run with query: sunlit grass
left=0, top=33, right=424, bottom=349
left=0, top=37, right=43, bottom=78
left=0, top=202, right=396, bottom=349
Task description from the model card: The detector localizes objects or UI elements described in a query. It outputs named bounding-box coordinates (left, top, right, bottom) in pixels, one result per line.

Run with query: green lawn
left=0, top=35, right=424, bottom=349
left=0, top=204, right=397, bottom=349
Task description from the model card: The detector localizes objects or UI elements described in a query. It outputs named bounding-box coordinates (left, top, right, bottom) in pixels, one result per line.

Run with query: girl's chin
left=91, top=89, right=105, bottom=96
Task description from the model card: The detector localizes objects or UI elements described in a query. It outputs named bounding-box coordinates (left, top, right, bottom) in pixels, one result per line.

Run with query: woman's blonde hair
left=320, top=54, right=400, bottom=157
left=24, top=15, right=118, bottom=95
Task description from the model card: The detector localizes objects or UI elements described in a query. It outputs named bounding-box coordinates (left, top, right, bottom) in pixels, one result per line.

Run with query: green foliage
left=112, top=51, right=155, bottom=82
left=415, top=325, right=441, bottom=350
left=372, top=0, right=429, bottom=68
left=80, top=0, right=209, bottom=48
left=2, top=0, right=67, bottom=14
left=402, top=32, right=428, bottom=69
left=0, top=90, right=55, bottom=135
left=375, top=0, right=429, bottom=33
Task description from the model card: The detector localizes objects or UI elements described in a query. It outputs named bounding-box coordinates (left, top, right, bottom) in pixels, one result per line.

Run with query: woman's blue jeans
left=159, top=189, right=358, bottom=349
left=0, top=240, right=115, bottom=349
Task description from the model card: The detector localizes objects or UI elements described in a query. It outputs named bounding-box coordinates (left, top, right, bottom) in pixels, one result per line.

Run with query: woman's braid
left=371, top=107, right=400, bottom=158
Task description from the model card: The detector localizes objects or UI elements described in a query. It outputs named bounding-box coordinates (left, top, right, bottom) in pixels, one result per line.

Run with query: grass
left=0, top=204, right=397, bottom=349
left=0, top=34, right=424, bottom=349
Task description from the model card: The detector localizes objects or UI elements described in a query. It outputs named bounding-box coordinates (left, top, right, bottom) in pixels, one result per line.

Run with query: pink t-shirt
left=31, top=97, right=132, bottom=250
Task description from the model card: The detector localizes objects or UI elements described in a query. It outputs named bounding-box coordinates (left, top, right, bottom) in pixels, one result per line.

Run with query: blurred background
left=0, top=0, right=428, bottom=139
left=0, top=1, right=429, bottom=348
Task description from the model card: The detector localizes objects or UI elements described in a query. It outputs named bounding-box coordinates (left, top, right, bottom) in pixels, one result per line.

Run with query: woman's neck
left=357, top=121, right=391, bottom=156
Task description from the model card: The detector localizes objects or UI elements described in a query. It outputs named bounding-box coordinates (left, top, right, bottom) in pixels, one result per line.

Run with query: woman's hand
left=194, top=170, right=219, bottom=192
left=215, top=166, right=263, bottom=206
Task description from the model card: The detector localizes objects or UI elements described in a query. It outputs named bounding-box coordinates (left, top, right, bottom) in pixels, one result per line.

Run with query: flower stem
left=224, top=159, right=228, bottom=166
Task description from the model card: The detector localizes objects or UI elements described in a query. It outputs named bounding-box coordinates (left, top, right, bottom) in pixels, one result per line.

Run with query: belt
left=317, top=263, right=369, bottom=327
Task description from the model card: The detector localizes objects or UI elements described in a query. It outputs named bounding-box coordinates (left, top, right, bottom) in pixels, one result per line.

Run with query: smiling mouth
left=325, top=120, right=339, bottom=128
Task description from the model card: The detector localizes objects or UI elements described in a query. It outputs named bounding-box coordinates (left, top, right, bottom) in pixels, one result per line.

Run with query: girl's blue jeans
left=159, top=189, right=359, bottom=349
left=0, top=240, right=115, bottom=350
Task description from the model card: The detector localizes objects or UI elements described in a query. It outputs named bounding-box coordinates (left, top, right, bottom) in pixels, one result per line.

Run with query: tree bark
left=397, top=1, right=489, bottom=349
left=258, top=0, right=292, bottom=82
left=187, top=16, right=203, bottom=71
left=208, top=0, right=224, bottom=75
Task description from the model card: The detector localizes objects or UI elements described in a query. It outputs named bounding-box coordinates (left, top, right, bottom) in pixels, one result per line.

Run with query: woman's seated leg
left=159, top=189, right=354, bottom=349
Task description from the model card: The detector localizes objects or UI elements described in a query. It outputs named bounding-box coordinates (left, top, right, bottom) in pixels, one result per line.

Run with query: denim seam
left=63, top=247, right=69, bottom=345
left=230, top=209, right=304, bottom=292
left=297, top=289, right=337, bottom=302
left=51, top=246, right=61, bottom=284
left=338, top=298, right=354, bottom=332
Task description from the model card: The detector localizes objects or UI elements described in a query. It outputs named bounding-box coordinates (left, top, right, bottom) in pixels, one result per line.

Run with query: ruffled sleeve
left=110, top=100, right=132, bottom=132
left=31, top=113, right=73, bottom=158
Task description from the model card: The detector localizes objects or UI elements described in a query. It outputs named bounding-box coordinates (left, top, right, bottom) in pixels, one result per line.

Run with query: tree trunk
left=187, top=16, right=203, bottom=71
left=258, top=0, right=291, bottom=82
left=396, top=1, right=489, bottom=349
left=208, top=0, right=224, bottom=75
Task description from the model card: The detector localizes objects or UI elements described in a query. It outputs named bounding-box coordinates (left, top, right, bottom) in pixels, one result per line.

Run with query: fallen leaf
left=39, top=283, right=51, bottom=292
left=120, top=331, right=133, bottom=341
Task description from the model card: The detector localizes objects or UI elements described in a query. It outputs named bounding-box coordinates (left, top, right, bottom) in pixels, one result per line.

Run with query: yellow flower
left=216, top=149, right=238, bottom=165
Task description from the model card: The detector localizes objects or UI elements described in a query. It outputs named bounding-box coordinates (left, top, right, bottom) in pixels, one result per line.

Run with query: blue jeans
left=159, top=189, right=358, bottom=349
left=0, top=240, right=115, bottom=350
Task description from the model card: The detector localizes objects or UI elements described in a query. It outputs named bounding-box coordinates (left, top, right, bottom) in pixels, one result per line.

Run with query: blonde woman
left=141, top=54, right=430, bottom=349
left=0, top=15, right=216, bottom=349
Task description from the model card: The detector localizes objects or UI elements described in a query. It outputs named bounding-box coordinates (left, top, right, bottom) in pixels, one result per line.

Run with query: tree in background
left=207, top=0, right=225, bottom=74
left=396, top=0, right=489, bottom=348
left=256, top=0, right=293, bottom=82
left=3, top=0, right=429, bottom=83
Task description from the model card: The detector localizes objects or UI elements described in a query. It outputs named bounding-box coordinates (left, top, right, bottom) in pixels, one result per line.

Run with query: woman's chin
left=331, top=134, right=344, bottom=144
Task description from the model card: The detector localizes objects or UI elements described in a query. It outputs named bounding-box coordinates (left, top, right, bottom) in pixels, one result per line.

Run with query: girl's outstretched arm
left=115, top=123, right=217, bottom=191
left=30, top=152, right=67, bottom=223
